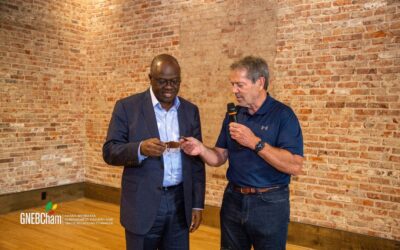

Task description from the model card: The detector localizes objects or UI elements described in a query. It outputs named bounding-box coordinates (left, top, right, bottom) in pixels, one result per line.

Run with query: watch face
left=255, top=141, right=265, bottom=152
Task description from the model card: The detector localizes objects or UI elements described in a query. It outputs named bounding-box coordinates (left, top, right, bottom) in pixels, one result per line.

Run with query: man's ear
left=148, top=74, right=152, bottom=81
left=257, top=77, right=265, bottom=90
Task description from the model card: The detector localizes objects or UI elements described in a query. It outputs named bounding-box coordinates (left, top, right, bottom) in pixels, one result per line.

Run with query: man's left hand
left=229, top=122, right=259, bottom=149
left=190, top=209, right=202, bottom=233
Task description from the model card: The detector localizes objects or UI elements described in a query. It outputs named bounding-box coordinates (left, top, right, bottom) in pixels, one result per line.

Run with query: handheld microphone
left=227, top=103, right=241, bottom=149
left=227, top=103, right=238, bottom=123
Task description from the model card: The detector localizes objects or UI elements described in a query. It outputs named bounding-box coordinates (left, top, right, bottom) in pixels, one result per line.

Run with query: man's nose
left=232, top=85, right=239, bottom=93
left=164, top=81, right=175, bottom=88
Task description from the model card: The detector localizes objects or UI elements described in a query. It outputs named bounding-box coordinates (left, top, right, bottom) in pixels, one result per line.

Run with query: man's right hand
left=140, top=138, right=166, bottom=157
left=180, top=137, right=203, bottom=156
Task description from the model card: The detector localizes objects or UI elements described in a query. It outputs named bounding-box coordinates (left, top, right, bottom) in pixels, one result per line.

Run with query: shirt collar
left=149, top=87, right=180, bottom=110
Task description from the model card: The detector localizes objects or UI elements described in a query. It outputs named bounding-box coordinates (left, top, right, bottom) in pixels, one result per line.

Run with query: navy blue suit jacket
left=103, top=89, right=205, bottom=235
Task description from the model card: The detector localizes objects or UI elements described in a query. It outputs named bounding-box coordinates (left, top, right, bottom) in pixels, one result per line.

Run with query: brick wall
left=0, top=0, right=399, bottom=241
left=0, top=0, right=87, bottom=194
left=274, top=0, right=399, bottom=240
left=84, top=0, right=182, bottom=185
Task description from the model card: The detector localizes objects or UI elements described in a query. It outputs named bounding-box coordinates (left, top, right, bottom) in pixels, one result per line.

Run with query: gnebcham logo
left=20, top=201, right=62, bottom=224
left=45, top=201, right=57, bottom=215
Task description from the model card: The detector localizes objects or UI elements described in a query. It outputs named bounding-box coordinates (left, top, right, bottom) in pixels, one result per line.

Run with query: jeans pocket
left=225, top=184, right=233, bottom=193
left=259, top=195, right=287, bottom=203
left=258, top=188, right=289, bottom=203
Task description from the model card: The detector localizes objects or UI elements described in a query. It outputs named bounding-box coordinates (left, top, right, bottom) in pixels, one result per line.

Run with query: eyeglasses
left=151, top=76, right=181, bottom=86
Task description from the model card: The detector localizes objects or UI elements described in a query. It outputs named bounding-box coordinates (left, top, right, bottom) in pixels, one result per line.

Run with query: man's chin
left=236, top=100, right=250, bottom=107
left=161, top=96, right=176, bottom=103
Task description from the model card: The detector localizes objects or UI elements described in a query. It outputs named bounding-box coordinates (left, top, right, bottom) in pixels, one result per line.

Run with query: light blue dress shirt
left=138, top=88, right=182, bottom=187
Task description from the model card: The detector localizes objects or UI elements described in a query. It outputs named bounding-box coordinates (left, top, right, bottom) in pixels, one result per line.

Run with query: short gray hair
left=230, top=56, right=269, bottom=90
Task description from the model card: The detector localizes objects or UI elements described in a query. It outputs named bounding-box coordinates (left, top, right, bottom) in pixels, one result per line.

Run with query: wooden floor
left=0, top=198, right=313, bottom=250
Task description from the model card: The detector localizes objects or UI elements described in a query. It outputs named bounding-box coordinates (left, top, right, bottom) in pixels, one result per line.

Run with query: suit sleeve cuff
left=138, top=141, right=148, bottom=163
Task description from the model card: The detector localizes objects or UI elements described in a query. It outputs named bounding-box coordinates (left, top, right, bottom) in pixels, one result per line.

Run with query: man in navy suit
left=103, top=54, right=205, bottom=250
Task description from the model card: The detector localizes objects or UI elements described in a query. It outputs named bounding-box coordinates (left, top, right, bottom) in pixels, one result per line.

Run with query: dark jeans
left=126, top=185, right=189, bottom=250
left=220, top=184, right=290, bottom=250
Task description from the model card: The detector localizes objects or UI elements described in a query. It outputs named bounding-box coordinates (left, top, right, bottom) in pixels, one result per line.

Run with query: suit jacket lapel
left=178, top=100, right=189, bottom=179
left=178, top=100, right=189, bottom=138
left=141, top=89, right=160, bottom=139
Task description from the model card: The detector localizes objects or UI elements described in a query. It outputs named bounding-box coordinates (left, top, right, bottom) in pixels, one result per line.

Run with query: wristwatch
left=254, top=140, right=265, bottom=153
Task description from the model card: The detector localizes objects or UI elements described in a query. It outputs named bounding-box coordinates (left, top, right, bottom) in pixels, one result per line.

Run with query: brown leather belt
left=231, top=184, right=282, bottom=195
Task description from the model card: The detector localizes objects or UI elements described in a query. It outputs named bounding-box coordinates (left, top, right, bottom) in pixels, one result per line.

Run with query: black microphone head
left=227, top=103, right=236, bottom=113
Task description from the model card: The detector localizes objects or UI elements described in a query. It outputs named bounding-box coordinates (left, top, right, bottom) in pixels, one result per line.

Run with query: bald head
left=150, top=54, right=180, bottom=76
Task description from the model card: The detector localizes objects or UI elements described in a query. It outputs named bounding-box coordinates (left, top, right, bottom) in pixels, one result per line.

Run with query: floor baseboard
left=0, top=182, right=85, bottom=214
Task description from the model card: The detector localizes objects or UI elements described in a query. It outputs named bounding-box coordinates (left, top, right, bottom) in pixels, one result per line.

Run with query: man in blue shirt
left=103, top=54, right=205, bottom=250
left=181, top=56, right=303, bottom=250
